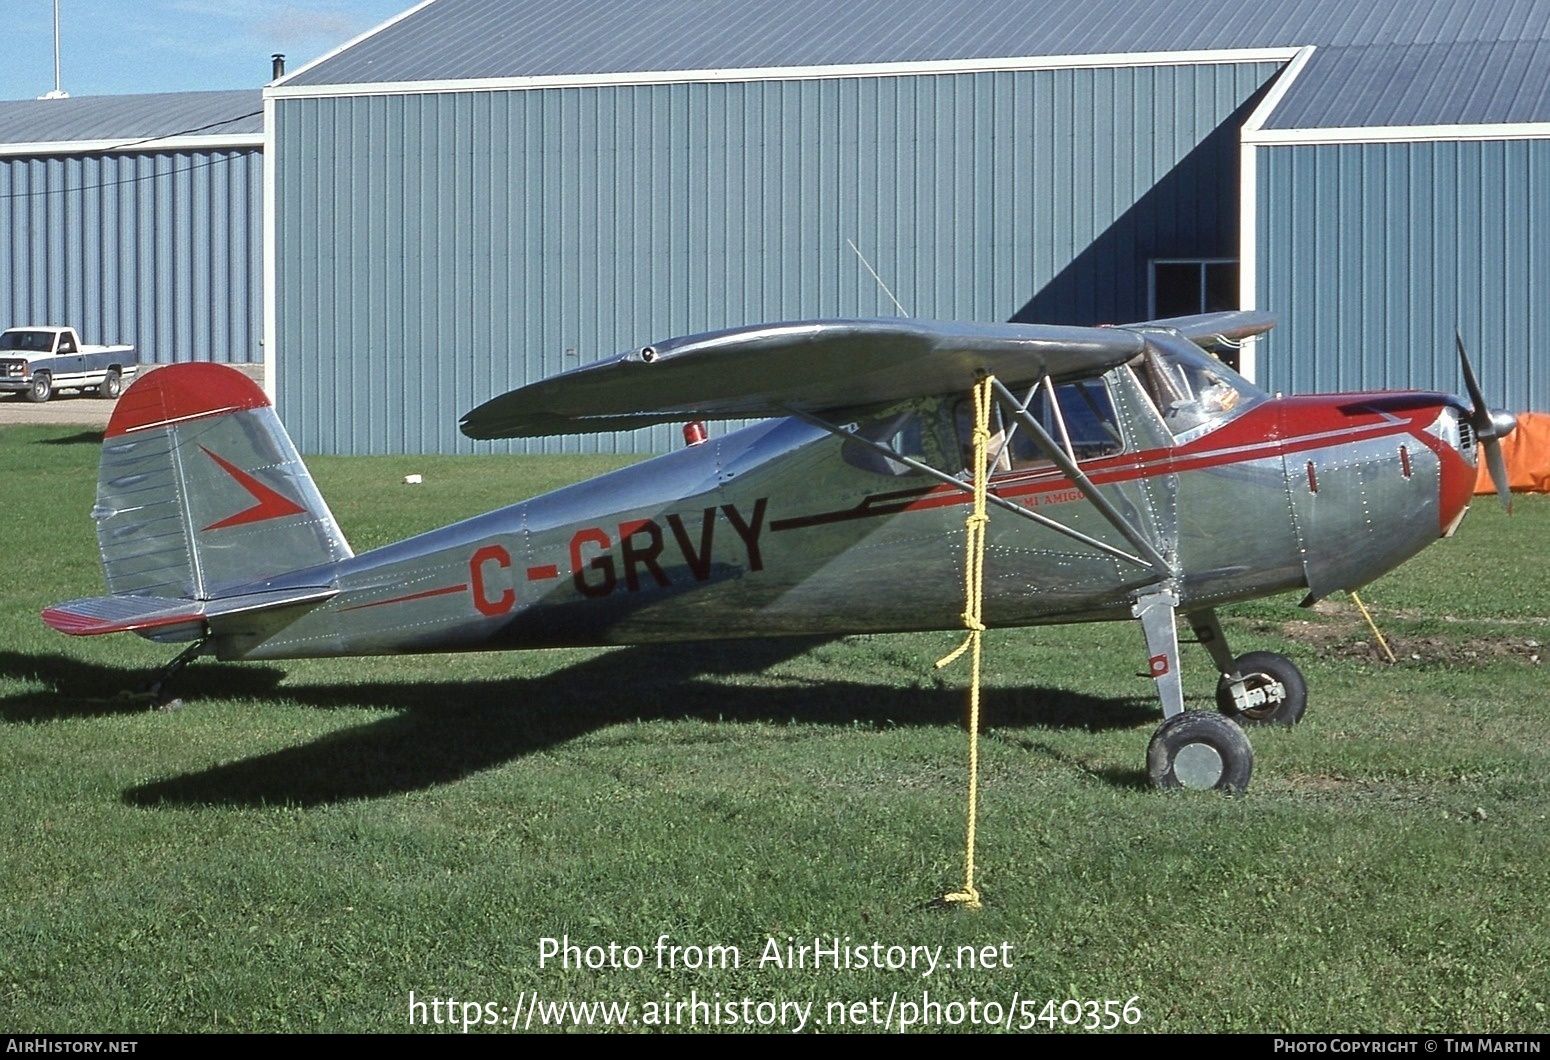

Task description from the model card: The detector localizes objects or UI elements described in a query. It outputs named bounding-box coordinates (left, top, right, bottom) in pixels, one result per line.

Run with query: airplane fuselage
left=229, top=368, right=1476, bottom=662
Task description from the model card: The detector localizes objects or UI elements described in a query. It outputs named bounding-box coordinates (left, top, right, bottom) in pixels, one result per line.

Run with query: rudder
left=93, top=364, right=353, bottom=601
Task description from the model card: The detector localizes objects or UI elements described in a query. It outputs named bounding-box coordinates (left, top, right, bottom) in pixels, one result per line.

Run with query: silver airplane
left=42, top=311, right=1514, bottom=792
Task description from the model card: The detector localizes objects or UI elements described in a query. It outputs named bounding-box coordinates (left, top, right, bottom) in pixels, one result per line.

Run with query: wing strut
left=989, top=377, right=1172, bottom=574
left=781, top=405, right=1159, bottom=571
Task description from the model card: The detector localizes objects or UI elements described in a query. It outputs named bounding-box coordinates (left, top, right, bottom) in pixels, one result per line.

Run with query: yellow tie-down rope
left=935, top=374, right=994, bottom=909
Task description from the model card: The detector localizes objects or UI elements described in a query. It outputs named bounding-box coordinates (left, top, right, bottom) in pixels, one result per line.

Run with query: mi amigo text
left=537, top=935, right=1015, bottom=978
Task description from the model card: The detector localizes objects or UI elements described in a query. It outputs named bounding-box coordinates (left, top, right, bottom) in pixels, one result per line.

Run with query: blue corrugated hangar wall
left=0, top=148, right=263, bottom=364
left=1253, top=136, right=1550, bottom=416
left=270, top=58, right=1282, bottom=455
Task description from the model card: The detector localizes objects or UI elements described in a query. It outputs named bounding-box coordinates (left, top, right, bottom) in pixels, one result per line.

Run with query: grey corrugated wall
left=1256, top=137, right=1550, bottom=413
left=0, top=149, right=263, bottom=363
left=273, top=60, right=1281, bottom=455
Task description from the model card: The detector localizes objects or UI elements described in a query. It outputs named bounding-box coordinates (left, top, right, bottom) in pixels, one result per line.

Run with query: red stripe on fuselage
left=771, top=394, right=1458, bottom=529
left=338, top=583, right=469, bottom=613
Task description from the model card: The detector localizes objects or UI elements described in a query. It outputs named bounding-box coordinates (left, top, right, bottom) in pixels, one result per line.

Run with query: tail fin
left=91, top=364, right=352, bottom=600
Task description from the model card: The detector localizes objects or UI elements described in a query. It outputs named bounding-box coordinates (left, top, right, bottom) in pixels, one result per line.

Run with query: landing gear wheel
left=1147, top=710, right=1254, bottom=793
left=1216, top=651, right=1306, bottom=726
left=97, top=368, right=122, bottom=399
left=25, top=372, right=52, bottom=403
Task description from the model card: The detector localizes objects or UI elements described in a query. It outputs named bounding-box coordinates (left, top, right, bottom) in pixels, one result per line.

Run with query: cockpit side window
left=841, top=377, right=1130, bottom=478
left=952, top=378, right=1125, bottom=473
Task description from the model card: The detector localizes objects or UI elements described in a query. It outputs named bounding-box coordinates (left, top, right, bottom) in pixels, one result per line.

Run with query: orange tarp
left=1474, top=412, right=1550, bottom=494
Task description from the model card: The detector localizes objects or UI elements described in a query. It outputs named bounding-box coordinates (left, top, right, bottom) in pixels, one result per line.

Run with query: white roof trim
left=0, top=133, right=263, bottom=157
left=1235, top=45, right=1313, bottom=378
left=267, top=46, right=1301, bottom=99
left=1236, top=45, right=1550, bottom=146
left=274, top=0, right=440, bottom=88
left=1241, top=45, right=1316, bottom=139
left=1246, top=122, right=1550, bottom=145
left=262, top=93, right=278, bottom=402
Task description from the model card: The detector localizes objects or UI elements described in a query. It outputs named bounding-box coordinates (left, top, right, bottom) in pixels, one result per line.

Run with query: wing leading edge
left=460, top=318, right=1151, bottom=440
left=461, top=312, right=1276, bottom=440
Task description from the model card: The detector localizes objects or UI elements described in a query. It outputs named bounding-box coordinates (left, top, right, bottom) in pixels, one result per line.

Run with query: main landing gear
left=1132, top=592, right=1307, bottom=793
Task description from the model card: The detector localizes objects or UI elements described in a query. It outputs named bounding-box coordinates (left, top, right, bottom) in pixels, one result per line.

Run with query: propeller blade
left=1455, top=330, right=1516, bottom=512
left=1456, top=330, right=1489, bottom=425
left=1484, top=438, right=1513, bottom=515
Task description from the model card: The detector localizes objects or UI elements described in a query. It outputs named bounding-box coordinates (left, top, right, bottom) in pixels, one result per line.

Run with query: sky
left=1, top=0, right=414, bottom=100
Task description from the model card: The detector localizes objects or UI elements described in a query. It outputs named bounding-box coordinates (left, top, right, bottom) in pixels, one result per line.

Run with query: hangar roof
left=280, top=0, right=1550, bottom=129
left=0, top=90, right=262, bottom=151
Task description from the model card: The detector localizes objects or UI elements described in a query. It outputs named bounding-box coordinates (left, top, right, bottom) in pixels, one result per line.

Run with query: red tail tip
left=106, top=364, right=269, bottom=439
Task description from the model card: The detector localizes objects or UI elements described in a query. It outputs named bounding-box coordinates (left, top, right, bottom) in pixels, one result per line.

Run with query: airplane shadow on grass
left=0, top=639, right=1161, bottom=807
left=34, top=429, right=106, bottom=446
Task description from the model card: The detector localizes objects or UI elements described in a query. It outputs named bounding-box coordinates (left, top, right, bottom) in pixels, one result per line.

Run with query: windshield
left=1136, top=331, right=1266, bottom=439
left=0, top=330, right=55, bottom=352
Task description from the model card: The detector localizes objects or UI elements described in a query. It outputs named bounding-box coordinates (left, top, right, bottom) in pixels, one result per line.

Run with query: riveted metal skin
left=243, top=371, right=1471, bottom=662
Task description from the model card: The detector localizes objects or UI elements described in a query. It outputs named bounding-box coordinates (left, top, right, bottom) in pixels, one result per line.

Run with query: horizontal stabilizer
left=42, top=595, right=208, bottom=637
left=43, top=586, right=337, bottom=639
left=461, top=318, right=1148, bottom=439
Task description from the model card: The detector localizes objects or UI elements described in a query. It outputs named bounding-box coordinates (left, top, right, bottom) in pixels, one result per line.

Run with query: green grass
left=2, top=424, right=1547, bottom=1033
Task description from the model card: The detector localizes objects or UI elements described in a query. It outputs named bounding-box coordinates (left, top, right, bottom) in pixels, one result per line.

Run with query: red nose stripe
left=1436, top=443, right=1476, bottom=533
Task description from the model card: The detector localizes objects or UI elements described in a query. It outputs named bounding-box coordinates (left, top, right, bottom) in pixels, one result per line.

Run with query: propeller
left=1455, top=331, right=1517, bottom=512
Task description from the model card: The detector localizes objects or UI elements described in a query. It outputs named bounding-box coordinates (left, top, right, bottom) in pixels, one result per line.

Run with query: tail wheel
left=1147, top=710, right=1254, bottom=793
left=1216, top=651, right=1307, bottom=726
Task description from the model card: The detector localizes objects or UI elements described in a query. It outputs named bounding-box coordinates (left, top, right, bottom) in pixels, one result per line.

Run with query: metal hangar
left=267, top=0, right=1550, bottom=452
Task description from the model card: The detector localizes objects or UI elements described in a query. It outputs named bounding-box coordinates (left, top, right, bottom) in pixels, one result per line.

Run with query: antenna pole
left=40, top=0, right=68, bottom=99
left=846, top=239, right=908, bottom=317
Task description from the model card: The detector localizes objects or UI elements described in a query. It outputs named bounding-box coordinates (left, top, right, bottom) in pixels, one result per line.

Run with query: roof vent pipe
left=272, top=53, right=285, bottom=80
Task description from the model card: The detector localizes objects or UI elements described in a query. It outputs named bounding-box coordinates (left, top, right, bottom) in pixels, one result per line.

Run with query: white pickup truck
left=0, top=326, right=137, bottom=402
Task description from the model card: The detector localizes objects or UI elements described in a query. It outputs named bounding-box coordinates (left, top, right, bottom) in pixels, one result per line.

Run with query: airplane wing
left=460, top=318, right=1148, bottom=439
left=1127, top=310, right=1276, bottom=346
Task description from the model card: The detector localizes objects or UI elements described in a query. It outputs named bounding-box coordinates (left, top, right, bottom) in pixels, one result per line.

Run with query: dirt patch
left=1279, top=607, right=1545, bottom=667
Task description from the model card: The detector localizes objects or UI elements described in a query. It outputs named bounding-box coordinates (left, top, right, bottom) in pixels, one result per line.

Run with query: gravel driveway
left=0, top=364, right=264, bottom=429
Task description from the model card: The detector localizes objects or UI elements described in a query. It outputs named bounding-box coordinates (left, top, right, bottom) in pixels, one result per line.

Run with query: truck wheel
left=97, top=369, right=123, bottom=400
left=25, top=372, right=52, bottom=403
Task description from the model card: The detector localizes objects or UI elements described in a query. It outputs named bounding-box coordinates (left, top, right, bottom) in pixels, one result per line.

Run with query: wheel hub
left=1235, top=675, right=1286, bottom=712
left=1173, top=742, right=1225, bottom=789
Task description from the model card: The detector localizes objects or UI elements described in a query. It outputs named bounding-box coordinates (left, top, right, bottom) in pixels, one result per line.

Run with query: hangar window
left=1150, top=259, right=1241, bottom=370
left=1151, top=259, right=1238, bottom=317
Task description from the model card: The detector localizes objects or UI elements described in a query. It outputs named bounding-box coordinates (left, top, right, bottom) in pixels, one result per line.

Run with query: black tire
left=1147, top=710, right=1254, bottom=793
left=1216, top=651, right=1307, bottom=726
left=24, top=372, right=52, bottom=403
left=97, top=368, right=122, bottom=399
